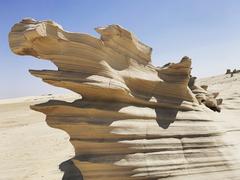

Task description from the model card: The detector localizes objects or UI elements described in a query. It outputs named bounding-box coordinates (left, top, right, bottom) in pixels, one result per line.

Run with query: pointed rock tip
left=21, top=18, right=37, bottom=24
left=180, top=56, right=192, bottom=67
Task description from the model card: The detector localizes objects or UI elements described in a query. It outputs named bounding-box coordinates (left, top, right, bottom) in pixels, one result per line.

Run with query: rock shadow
left=60, top=160, right=83, bottom=180
left=155, top=98, right=183, bottom=129
left=155, top=107, right=179, bottom=129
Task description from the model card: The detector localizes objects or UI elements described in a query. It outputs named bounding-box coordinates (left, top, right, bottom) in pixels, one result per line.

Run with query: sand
left=198, top=73, right=240, bottom=162
left=0, top=94, right=79, bottom=180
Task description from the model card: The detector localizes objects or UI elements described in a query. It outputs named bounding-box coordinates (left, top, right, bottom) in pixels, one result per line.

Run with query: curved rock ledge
left=9, top=18, right=239, bottom=180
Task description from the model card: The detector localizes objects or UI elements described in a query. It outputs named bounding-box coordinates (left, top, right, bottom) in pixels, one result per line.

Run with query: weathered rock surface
left=225, top=68, right=240, bottom=77
left=189, top=76, right=223, bottom=112
left=9, top=18, right=240, bottom=179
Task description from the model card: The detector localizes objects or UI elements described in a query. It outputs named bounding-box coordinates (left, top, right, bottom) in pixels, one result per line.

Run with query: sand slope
left=198, top=73, right=240, bottom=169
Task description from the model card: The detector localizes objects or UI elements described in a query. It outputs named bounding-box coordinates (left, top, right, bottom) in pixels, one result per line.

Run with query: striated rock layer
left=9, top=18, right=240, bottom=179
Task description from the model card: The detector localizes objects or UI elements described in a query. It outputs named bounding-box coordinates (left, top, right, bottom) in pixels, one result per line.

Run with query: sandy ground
left=198, top=73, right=240, bottom=162
left=0, top=94, right=80, bottom=180
left=1, top=73, right=240, bottom=180
left=198, top=73, right=240, bottom=126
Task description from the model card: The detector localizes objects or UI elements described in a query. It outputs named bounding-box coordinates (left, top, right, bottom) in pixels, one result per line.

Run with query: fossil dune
left=3, top=18, right=240, bottom=179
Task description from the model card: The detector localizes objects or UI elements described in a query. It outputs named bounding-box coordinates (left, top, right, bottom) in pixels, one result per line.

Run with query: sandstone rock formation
left=225, top=68, right=240, bottom=77
left=9, top=18, right=239, bottom=180
left=188, top=76, right=223, bottom=112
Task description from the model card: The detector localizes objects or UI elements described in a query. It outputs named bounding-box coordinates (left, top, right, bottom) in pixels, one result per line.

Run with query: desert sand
left=0, top=94, right=80, bottom=180
left=198, top=73, right=240, bottom=159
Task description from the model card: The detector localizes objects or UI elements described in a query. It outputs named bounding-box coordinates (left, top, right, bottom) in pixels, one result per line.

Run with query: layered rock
left=9, top=18, right=240, bottom=180
left=225, top=69, right=240, bottom=77
left=189, top=76, right=223, bottom=112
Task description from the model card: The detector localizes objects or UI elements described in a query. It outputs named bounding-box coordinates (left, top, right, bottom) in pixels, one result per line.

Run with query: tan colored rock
left=9, top=18, right=240, bottom=180
left=189, top=76, right=222, bottom=112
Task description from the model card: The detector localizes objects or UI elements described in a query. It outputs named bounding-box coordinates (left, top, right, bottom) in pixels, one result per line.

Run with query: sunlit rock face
left=9, top=18, right=239, bottom=180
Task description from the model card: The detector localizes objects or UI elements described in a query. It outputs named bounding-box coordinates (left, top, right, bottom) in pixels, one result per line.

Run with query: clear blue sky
left=1, top=0, right=240, bottom=99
